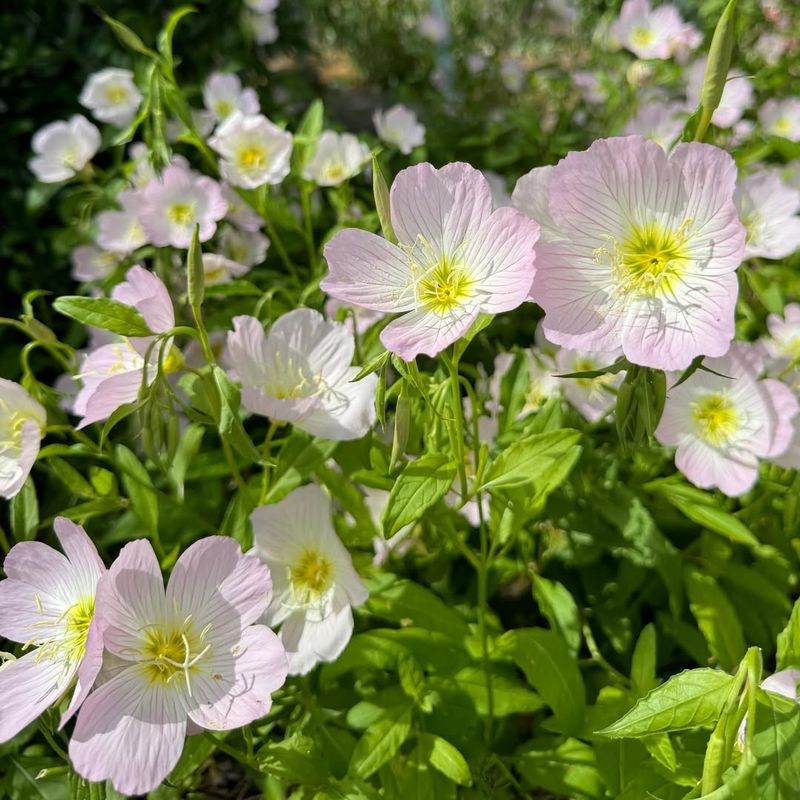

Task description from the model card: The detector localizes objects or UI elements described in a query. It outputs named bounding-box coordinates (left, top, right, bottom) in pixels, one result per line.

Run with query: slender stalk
left=443, top=350, right=468, bottom=497
left=476, top=493, right=494, bottom=743
left=221, top=438, right=246, bottom=492
left=259, top=420, right=280, bottom=504
left=202, top=731, right=257, bottom=769
left=300, top=183, right=318, bottom=275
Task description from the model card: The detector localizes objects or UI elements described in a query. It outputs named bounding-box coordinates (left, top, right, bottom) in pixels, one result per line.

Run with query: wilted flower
left=735, top=170, right=800, bottom=260
left=203, top=72, right=260, bottom=122
left=251, top=484, right=368, bottom=675
left=0, top=518, right=105, bottom=741
left=202, top=253, right=251, bottom=285
left=655, top=343, right=798, bottom=496
left=209, top=112, right=293, bottom=189
left=322, top=162, right=540, bottom=360
left=218, top=225, right=270, bottom=267
left=69, top=537, right=287, bottom=795
left=686, top=61, right=753, bottom=129
left=302, top=131, right=370, bottom=187
left=623, top=101, right=686, bottom=150
left=373, top=104, right=425, bottom=155
left=0, top=380, right=46, bottom=499
left=70, top=245, right=122, bottom=282
left=139, top=164, right=227, bottom=248
left=226, top=309, right=377, bottom=440
left=759, top=98, right=800, bottom=142
left=29, top=115, right=101, bottom=183
left=610, top=0, right=700, bottom=60
left=221, top=183, right=264, bottom=232
left=79, top=68, right=142, bottom=127
left=95, top=189, right=148, bottom=253
left=525, top=136, right=745, bottom=370
left=73, top=267, right=176, bottom=428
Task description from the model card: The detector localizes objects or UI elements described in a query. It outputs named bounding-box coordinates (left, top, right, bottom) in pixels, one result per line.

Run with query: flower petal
left=380, top=305, right=480, bottom=361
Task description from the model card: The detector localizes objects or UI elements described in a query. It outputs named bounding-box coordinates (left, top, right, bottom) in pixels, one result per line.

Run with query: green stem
left=300, top=183, right=318, bottom=275
left=221, top=438, right=246, bottom=492
left=443, top=350, right=468, bottom=497
left=202, top=731, right=257, bottom=769
left=257, top=185, right=298, bottom=280
left=476, top=493, right=494, bottom=743
left=259, top=420, right=280, bottom=504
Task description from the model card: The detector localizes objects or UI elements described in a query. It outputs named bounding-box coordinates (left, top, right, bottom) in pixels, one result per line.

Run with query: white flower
left=554, top=347, right=624, bottom=423
left=225, top=309, right=377, bottom=441
left=764, top=303, right=800, bottom=367
left=95, top=189, right=148, bottom=253
left=759, top=98, right=800, bottom=142
left=209, top=112, right=293, bottom=189
left=0, top=380, right=47, bottom=499
left=29, top=116, right=101, bottom=183
left=624, top=101, right=686, bottom=150
left=251, top=484, right=368, bottom=675
left=248, top=11, right=279, bottom=44
left=735, top=170, right=800, bottom=260
left=218, top=225, right=270, bottom=267
left=79, top=68, right=142, bottom=127
left=202, top=253, right=251, bottom=285
left=221, top=184, right=263, bottom=232
left=244, top=0, right=279, bottom=11
left=372, top=104, right=425, bottom=155
left=70, top=246, right=122, bottom=282
left=302, top=131, right=369, bottom=187
left=687, top=61, right=753, bottom=129
left=203, top=72, right=260, bottom=122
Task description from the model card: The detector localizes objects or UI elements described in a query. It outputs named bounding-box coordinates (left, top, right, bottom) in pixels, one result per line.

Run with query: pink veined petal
left=166, top=537, right=272, bottom=635
left=60, top=612, right=106, bottom=728
left=76, top=369, right=145, bottom=429
left=436, top=162, right=494, bottom=253
left=2, top=418, right=42, bottom=499
left=380, top=304, right=481, bottom=361
left=226, top=315, right=272, bottom=387
left=512, top=166, right=561, bottom=241
left=0, top=578, right=63, bottom=643
left=187, top=625, right=288, bottom=730
left=619, top=271, right=738, bottom=370
left=298, top=368, right=377, bottom=441
left=761, top=379, right=800, bottom=458
left=1, top=540, right=72, bottom=603
left=389, top=162, right=454, bottom=251
left=53, top=516, right=105, bottom=587
left=321, top=228, right=415, bottom=312
left=675, top=437, right=759, bottom=497
left=111, top=266, right=175, bottom=334
left=461, top=206, right=539, bottom=313
left=69, top=665, right=187, bottom=796
left=97, top=539, right=167, bottom=660
left=0, top=651, right=73, bottom=743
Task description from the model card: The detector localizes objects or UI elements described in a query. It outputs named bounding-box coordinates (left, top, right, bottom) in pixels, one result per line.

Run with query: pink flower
left=202, top=253, right=251, bottom=285
left=373, top=104, right=425, bottom=155
left=0, top=518, right=105, bottom=741
left=764, top=304, right=800, bottom=370
left=70, top=245, right=122, bottom=282
left=74, top=266, right=176, bottom=428
left=655, top=342, right=799, bottom=496
left=138, top=164, right=227, bottom=248
left=623, top=101, right=686, bottom=150
left=69, top=537, right=287, bottom=796
left=610, top=0, right=699, bottom=60
left=226, top=310, right=377, bottom=440
left=221, top=183, right=264, bottom=232
left=686, top=61, right=753, bottom=129
left=526, top=136, right=745, bottom=370
left=735, top=170, right=800, bottom=260
left=321, top=162, right=540, bottom=360
left=95, top=189, right=148, bottom=253
left=555, top=346, right=625, bottom=423
left=759, top=98, right=800, bottom=142
left=0, top=379, right=47, bottom=499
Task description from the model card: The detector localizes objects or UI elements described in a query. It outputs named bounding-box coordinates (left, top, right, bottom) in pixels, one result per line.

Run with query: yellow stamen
left=691, top=392, right=740, bottom=445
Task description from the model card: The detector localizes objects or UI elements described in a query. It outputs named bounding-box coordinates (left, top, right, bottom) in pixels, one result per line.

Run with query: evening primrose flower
left=759, top=98, right=800, bottom=142
left=735, top=170, right=800, bottom=260
left=79, top=68, right=142, bottom=127
left=218, top=225, right=270, bottom=267
left=373, top=104, right=425, bottom=155
left=225, top=309, right=377, bottom=440
left=686, top=61, right=753, bottom=129
left=322, top=162, right=540, bottom=360
left=555, top=347, right=625, bottom=423
left=610, top=0, right=699, bottom=60
left=69, top=537, right=288, bottom=796
left=655, top=343, right=799, bottom=496
left=202, top=253, right=251, bottom=286
left=526, top=136, right=745, bottom=371
left=95, top=189, right=148, bottom=253
left=251, top=484, right=368, bottom=675
left=302, top=131, right=370, bottom=187
left=139, top=164, right=227, bottom=248
left=209, top=112, right=293, bottom=189
left=764, top=304, right=800, bottom=367
left=221, top=183, right=263, bottom=232
left=247, top=10, right=279, bottom=44
left=0, top=517, right=105, bottom=741
left=29, top=115, right=101, bottom=183
left=70, top=245, right=122, bottom=282
left=203, top=72, right=260, bottom=123
left=0, top=380, right=46, bottom=499
left=74, top=266, right=176, bottom=428
left=623, top=101, right=685, bottom=150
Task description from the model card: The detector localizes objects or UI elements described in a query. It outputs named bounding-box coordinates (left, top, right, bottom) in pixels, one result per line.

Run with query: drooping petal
left=69, top=666, right=186, bottom=796
left=111, top=266, right=175, bottom=334
left=76, top=369, right=145, bottom=429
left=279, top=600, right=355, bottom=676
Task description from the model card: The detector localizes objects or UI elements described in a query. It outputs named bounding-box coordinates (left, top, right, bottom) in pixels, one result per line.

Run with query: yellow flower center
left=214, top=99, right=233, bottom=118
left=290, top=551, right=333, bottom=603
left=418, top=259, right=475, bottom=315
left=595, top=219, right=693, bottom=299
left=237, top=146, right=268, bottom=172
left=105, top=85, right=129, bottom=105
left=691, top=392, right=740, bottom=445
left=167, top=202, right=195, bottom=226
left=775, top=116, right=793, bottom=134
left=162, top=346, right=184, bottom=374
left=571, top=357, right=615, bottom=393
left=29, top=595, right=94, bottom=670
left=631, top=26, right=655, bottom=46
left=141, top=621, right=211, bottom=694
left=322, top=161, right=347, bottom=182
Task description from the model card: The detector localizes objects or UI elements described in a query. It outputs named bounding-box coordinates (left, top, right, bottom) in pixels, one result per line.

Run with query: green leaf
left=382, top=453, right=456, bottom=537
left=481, top=429, right=581, bottom=492
left=293, top=99, right=324, bottom=170
left=47, top=458, right=95, bottom=499
left=157, top=5, right=196, bottom=65
left=532, top=575, right=582, bottom=656
left=170, top=424, right=204, bottom=502
left=211, top=366, right=262, bottom=463
left=186, top=224, right=204, bottom=311
left=752, top=689, right=800, bottom=799
left=631, top=623, right=658, bottom=697
left=777, top=598, right=800, bottom=671
left=265, top=431, right=338, bottom=504
left=498, top=628, right=585, bottom=734
left=97, top=11, right=158, bottom=57
left=686, top=568, right=746, bottom=672
left=349, top=705, right=413, bottom=779
left=453, top=664, right=544, bottom=717
left=53, top=296, right=152, bottom=337
left=372, top=156, right=397, bottom=244
left=10, top=478, right=39, bottom=541
left=417, top=733, right=471, bottom=787
left=114, top=445, right=159, bottom=538
left=597, top=668, right=737, bottom=738
left=516, top=738, right=604, bottom=800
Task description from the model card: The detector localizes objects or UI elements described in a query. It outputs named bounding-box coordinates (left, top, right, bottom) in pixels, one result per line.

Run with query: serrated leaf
left=597, top=668, right=736, bottom=738
left=53, top=296, right=152, bottom=337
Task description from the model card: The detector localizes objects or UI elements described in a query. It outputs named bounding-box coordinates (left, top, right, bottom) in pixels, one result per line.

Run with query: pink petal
left=53, top=516, right=105, bottom=584
left=111, top=266, right=175, bottom=334
left=380, top=305, right=481, bottom=361
left=76, top=369, right=145, bottom=429
left=761, top=378, right=800, bottom=458
left=280, top=599, right=355, bottom=676
left=60, top=612, right=106, bottom=727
